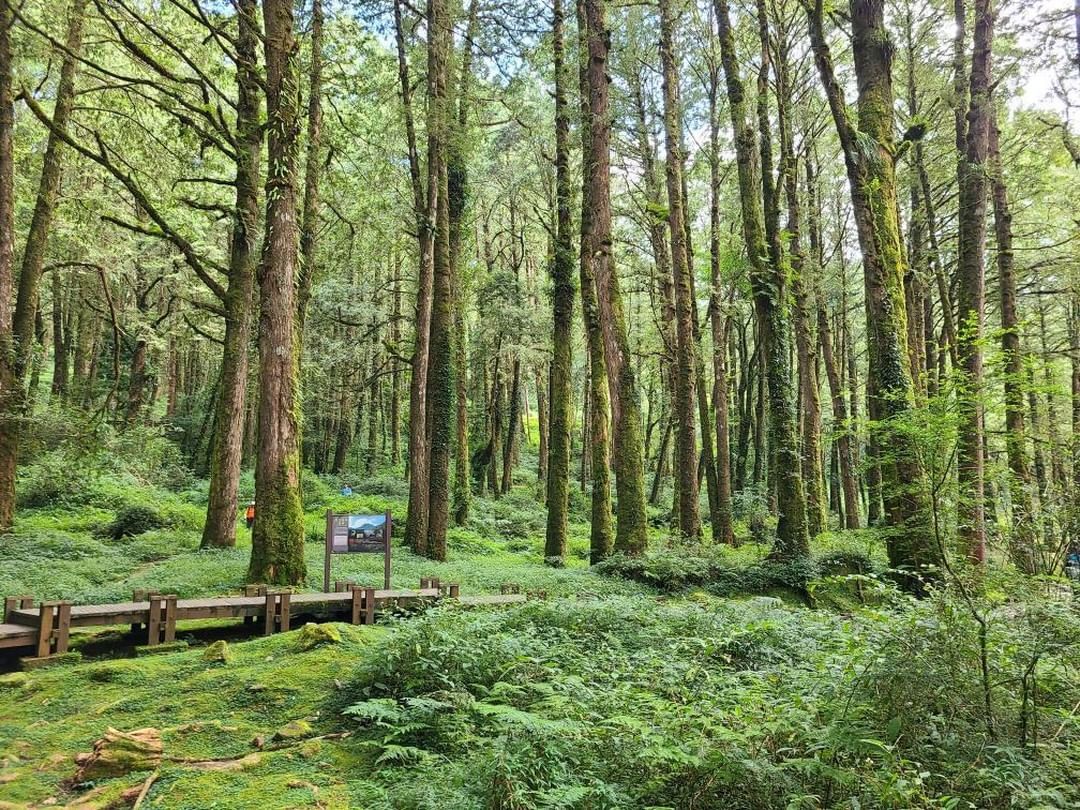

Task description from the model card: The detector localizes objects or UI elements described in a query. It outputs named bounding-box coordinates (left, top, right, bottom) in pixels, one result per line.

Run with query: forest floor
left=1, top=462, right=1078, bottom=808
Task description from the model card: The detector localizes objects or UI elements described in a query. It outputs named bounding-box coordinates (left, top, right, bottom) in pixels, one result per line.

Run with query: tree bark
left=716, top=0, right=808, bottom=559
left=577, top=0, right=615, bottom=560
left=805, top=0, right=941, bottom=583
left=248, top=0, right=306, bottom=585
left=545, top=0, right=575, bottom=561
left=423, top=0, right=453, bottom=561
left=296, top=0, right=324, bottom=337
left=201, top=0, right=261, bottom=550
left=659, top=0, right=700, bottom=540
left=954, top=0, right=993, bottom=563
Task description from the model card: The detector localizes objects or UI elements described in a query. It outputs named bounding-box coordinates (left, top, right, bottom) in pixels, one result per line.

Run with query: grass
left=3, top=459, right=1080, bottom=808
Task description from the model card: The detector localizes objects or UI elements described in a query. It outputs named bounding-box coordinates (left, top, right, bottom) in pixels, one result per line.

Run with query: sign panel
left=324, top=510, right=392, bottom=592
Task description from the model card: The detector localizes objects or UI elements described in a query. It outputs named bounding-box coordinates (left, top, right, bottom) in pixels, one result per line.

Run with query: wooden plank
left=0, top=623, right=36, bottom=649
left=36, top=602, right=56, bottom=658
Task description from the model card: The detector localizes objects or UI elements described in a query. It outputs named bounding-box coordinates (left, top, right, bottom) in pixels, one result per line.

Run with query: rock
left=73, top=727, right=162, bottom=781
left=294, top=623, right=341, bottom=651
left=0, top=672, right=28, bottom=690
left=272, top=720, right=313, bottom=742
left=251, top=735, right=265, bottom=749
left=202, top=640, right=231, bottom=664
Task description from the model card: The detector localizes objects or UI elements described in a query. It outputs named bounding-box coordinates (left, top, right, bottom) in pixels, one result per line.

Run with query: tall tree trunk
left=0, top=0, right=85, bottom=529
left=577, top=0, right=615, bottom=560
left=545, top=0, right=575, bottom=562
left=990, top=112, right=1036, bottom=571
left=716, top=0, right=808, bottom=558
left=450, top=0, right=477, bottom=526
left=296, top=0, right=324, bottom=338
left=955, top=0, right=993, bottom=563
left=50, top=271, right=68, bottom=399
left=583, top=0, right=648, bottom=555
left=423, top=0, right=453, bottom=561
left=396, top=0, right=435, bottom=555
left=248, top=0, right=306, bottom=585
left=500, top=357, right=521, bottom=494
left=806, top=0, right=940, bottom=583
left=201, top=0, right=261, bottom=549
left=659, top=0, right=700, bottom=540
left=0, top=0, right=14, bottom=532
left=708, top=66, right=734, bottom=545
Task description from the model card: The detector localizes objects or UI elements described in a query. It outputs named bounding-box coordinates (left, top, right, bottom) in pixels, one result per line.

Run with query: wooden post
left=278, top=592, right=291, bottom=633
left=350, top=586, right=362, bottom=624
left=163, top=595, right=177, bottom=643
left=131, top=588, right=147, bottom=635
left=363, top=587, right=376, bottom=625
left=432, top=577, right=441, bottom=595
left=383, top=510, right=392, bottom=589
left=55, top=602, right=71, bottom=654
left=36, top=602, right=57, bottom=658
left=323, top=509, right=333, bottom=593
left=263, top=592, right=276, bottom=636
left=448, top=583, right=460, bottom=598
left=147, top=597, right=161, bottom=646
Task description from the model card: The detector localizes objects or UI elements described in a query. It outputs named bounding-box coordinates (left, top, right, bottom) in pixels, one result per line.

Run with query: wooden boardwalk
left=1, top=578, right=530, bottom=661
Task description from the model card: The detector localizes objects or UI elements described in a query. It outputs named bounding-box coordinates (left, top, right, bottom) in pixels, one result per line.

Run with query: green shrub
left=103, top=504, right=169, bottom=538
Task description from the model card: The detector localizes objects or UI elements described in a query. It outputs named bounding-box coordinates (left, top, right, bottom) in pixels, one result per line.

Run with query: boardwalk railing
left=2, top=578, right=529, bottom=661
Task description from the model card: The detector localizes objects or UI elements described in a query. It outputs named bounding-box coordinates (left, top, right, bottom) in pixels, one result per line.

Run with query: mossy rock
left=294, top=623, right=342, bottom=651
left=202, top=639, right=232, bottom=664
left=272, top=719, right=313, bottom=741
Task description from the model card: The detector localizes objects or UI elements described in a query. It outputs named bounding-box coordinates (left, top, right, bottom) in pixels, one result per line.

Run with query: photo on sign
left=345, top=514, right=386, bottom=552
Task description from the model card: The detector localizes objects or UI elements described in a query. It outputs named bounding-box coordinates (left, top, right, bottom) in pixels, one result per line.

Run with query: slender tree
left=659, top=0, right=700, bottom=540
left=583, top=0, right=648, bottom=555
left=545, top=0, right=575, bottom=562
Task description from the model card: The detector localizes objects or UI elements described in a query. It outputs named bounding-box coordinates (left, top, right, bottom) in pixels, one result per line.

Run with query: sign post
left=323, top=510, right=392, bottom=592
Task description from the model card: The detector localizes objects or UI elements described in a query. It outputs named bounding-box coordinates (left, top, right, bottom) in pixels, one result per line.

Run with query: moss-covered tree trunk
left=0, top=0, right=14, bottom=533
left=583, top=0, right=648, bottom=555
left=0, top=0, right=85, bottom=531
left=423, top=0, right=453, bottom=562
left=954, top=0, right=993, bottom=563
left=988, top=114, right=1037, bottom=572
left=394, top=0, right=434, bottom=556
left=296, top=0, right=323, bottom=338
left=659, top=0, right=700, bottom=541
left=805, top=0, right=941, bottom=583
left=577, top=0, right=615, bottom=561
left=248, top=0, right=306, bottom=586
left=707, top=65, right=734, bottom=544
left=545, top=0, right=575, bottom=563
left=715, top=0, right=808, bottom=559
left=202, top=0, right=262, bottom=549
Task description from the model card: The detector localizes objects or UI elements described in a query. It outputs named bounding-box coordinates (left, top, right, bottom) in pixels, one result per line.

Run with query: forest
left=2, top=0, right=1080, bottom=805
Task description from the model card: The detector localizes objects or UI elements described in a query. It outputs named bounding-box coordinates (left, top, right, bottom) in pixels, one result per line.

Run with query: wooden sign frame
left=323, top=509, right=392, bottom=593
